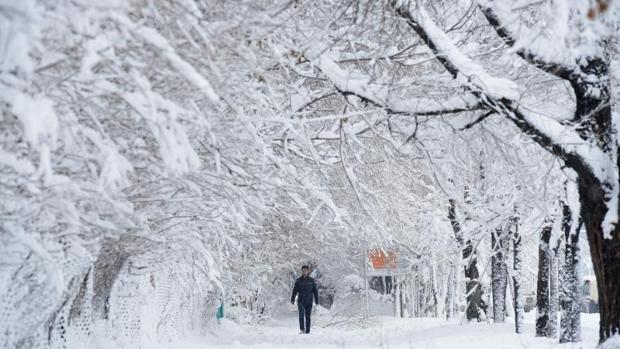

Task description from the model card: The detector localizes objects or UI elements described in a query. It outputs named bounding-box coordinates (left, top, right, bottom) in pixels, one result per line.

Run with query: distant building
left=582, top=276, right=598, bottom=313
left=524, top=293, right=536, bottom=312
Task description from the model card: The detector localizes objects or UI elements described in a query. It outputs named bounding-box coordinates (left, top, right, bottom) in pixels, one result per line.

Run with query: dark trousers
left=298, top=302, right=313, bottom=333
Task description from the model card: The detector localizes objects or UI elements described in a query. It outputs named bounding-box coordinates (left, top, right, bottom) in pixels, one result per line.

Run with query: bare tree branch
left=459, top=111, right=494, bottom=130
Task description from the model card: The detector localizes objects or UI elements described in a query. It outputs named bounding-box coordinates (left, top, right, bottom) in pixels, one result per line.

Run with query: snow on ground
left=161, top=312, right=600, bottom=349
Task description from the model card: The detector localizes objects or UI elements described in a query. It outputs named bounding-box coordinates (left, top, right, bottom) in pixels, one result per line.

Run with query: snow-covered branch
left=391, top=1, right=521, bottom=100
left=477, top=0, right=577, bottom=80
left=389, top=1, right=611, bottom=183
left=307, top=47, right=482, bottom=116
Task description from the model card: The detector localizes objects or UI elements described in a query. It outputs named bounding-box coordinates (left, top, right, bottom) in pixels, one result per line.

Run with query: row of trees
left=533, top=192, right=583, bottom=342
left=1, top=0, right=618, bottom=347
left=294, top=0, right=618, bottom=344
left=0, top=0, right=337, bottom=346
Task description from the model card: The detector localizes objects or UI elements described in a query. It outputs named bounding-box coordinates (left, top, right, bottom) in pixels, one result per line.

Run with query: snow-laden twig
left=306, top=46, right=482, bottom=116
left=478, top=0, right=577, bottom=80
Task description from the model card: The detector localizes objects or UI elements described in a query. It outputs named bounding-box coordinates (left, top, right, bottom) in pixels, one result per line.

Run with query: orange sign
left=368, top=249, right=397, bottom=269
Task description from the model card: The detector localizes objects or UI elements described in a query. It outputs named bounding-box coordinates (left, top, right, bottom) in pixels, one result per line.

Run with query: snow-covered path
left=167, top=313, right=600, bottom=349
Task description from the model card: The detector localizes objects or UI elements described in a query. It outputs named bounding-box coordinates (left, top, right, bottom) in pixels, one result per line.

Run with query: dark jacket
left=291, top=276, right=319, bottom=305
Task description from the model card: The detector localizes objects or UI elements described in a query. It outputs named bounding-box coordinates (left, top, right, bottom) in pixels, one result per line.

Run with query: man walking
left=291, top=265, right=319, bottom=334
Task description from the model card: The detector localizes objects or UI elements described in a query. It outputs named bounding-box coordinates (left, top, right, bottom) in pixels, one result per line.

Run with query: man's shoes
left=299, top=330, right=304, bottom=334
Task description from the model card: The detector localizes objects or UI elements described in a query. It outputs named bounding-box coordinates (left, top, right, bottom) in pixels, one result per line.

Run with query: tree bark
left=560, top=201, right=582, bottom=343
left=512, top=216, right=524, bottom=333
left=491, top=227, right=509, bottom=323
left=445, top=262, right=457, bottom=320
left=572, top=57, right=619, bottom=343
left=464, top=243, right=485, bottom=322
left=448, top=199, right=485, bottom=321
left=578, top=174, right=620, bottom=343
left=549, top=238, right=561, bottom=338
left=431, top=267, right=439, bottom=318
left=536, top=224, right=552, bottom=337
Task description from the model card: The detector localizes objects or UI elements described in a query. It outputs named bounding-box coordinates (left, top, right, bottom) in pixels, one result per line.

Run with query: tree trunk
left=578, top=174, right=620, bottom=343
left=463, top=239, right=485, bottom=321
left=400, top=281, right=405, bottom=318
left=549, top=238, right=561, bottom=338
left=536, top=224, right=552, bottom=337
left=448, top=199, right=485, bottom=321
left=560, top=201, right=582, bottom=343
left=491, top=227, right=509, bottom=323
left=431, top=268, right=439, bottom=318
left=394, top=276, right=401, bottom=317
left=571, top=56, right=620, bottom=344
left=412, top=274, right=419, bottom=317
left=445, top=262, right=457, bottom=320
left=512, top=216, right=524, bottom=333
